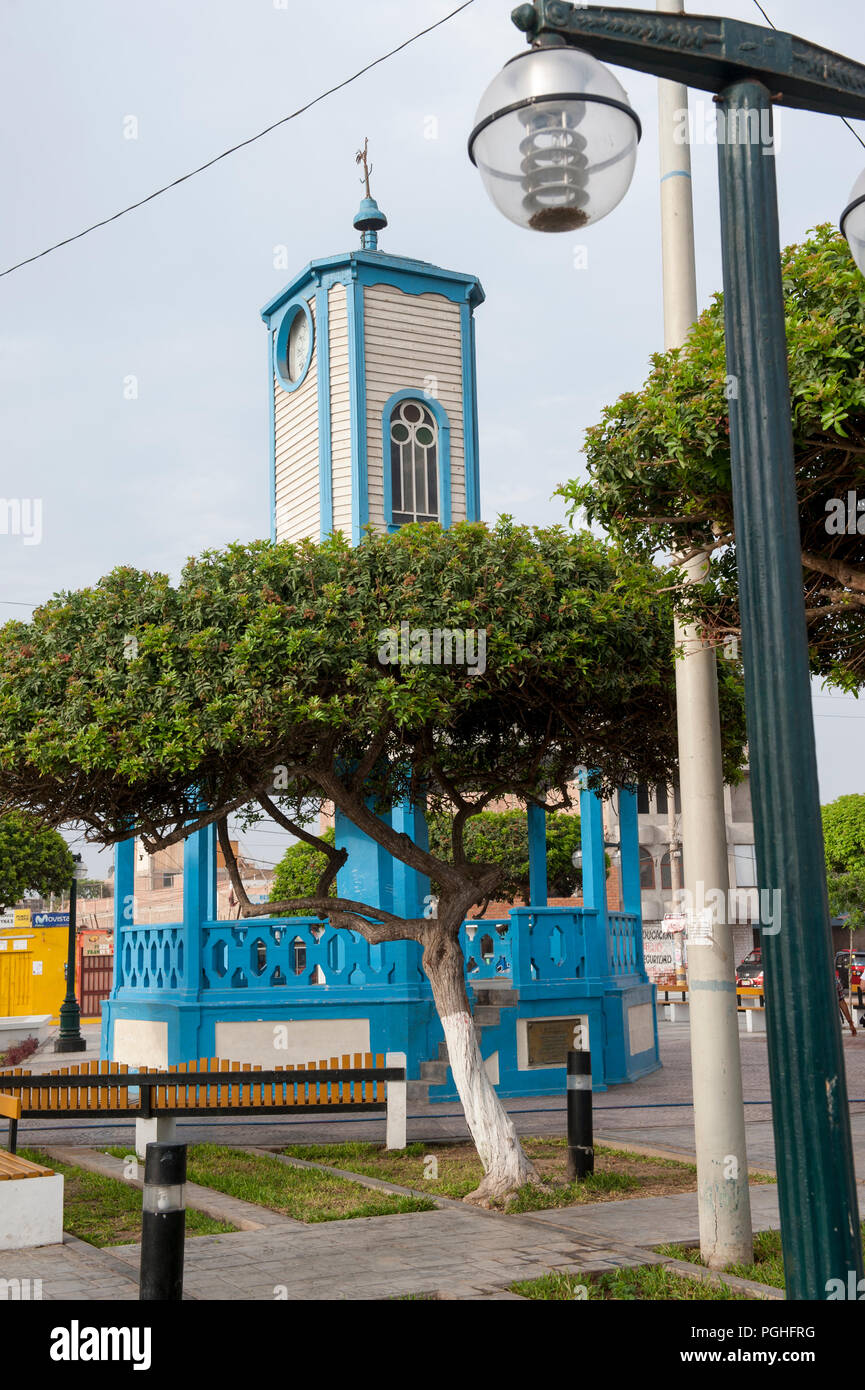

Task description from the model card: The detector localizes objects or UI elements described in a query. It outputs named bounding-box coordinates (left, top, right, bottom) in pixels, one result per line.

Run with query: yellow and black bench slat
left=0, top=1150, right=53, bottom=1180
left=0, top=1054, right=403, bottom=1121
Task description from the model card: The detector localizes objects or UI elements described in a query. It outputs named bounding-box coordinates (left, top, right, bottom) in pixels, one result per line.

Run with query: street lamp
left=471, top=2, right=865, bottom=1301
left=841, top=169, right=865, bottom=275
left=55, top=858, right=86, bottom=1055
left=468, top=43, right=640, bottom=230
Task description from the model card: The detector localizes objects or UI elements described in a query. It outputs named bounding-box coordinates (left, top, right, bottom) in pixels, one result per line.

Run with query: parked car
left=736, top=948, right=763, bottom=989
left=835, top=950, right=865, bottom=991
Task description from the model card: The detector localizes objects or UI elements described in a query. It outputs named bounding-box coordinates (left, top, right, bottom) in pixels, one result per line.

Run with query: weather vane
left=355, top=137, right=373, bottom=199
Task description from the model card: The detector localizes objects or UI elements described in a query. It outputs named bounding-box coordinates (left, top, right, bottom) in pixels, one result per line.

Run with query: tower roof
left=261, top=246, right=484, bottom=322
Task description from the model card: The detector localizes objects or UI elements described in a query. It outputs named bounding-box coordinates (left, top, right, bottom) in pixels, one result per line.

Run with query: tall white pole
left=656, top=0, right=753, bottom=1267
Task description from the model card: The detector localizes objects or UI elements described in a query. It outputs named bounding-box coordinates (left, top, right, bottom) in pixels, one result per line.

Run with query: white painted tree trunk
left=439, top=1010, right=539, bottom=1203
left=423, top=925, right=539, bottom=1205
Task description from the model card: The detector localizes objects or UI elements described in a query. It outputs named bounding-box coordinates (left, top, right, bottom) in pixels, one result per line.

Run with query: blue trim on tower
left=381, top=388, right=451, bottom=532
left=273, top=296, right=314, bottom=393
left=315, top=286, right=333, bottom=539
left=267, top=323, right=276, bottom=541
left=460, top=302, right=481, bottom=522
left=347, top=279, right=368, bottom=544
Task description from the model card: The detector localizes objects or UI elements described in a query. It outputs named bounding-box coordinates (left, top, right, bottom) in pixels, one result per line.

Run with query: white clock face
left=287, top=309, right=311, bottom=383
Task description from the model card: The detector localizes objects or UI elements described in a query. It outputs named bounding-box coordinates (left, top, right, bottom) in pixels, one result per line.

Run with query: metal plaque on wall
left=526, top=1017, right=582, bottom=1068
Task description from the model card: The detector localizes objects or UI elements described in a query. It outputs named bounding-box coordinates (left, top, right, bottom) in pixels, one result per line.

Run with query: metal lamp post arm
left=512, top=3, right=865, bottom=118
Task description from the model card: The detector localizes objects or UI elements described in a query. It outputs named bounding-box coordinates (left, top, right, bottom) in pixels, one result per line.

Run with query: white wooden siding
left=328, top=284, right=352, bottom=538
left=363, top=284, right=466, bottom=530
left=273, top=295, right=319, bottom=544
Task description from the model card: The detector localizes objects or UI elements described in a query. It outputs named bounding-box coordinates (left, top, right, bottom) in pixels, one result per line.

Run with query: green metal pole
left=716, top=78, right=861, bottom=1299
left=55, top=877, right=86, bottom=1053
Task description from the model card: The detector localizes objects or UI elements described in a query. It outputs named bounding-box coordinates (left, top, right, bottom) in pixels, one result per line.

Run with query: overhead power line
left=0, top=0, right=476, bottom=280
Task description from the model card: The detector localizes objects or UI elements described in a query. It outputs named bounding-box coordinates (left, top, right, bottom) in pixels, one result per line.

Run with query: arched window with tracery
left=389, top=399, right=439, bottom=525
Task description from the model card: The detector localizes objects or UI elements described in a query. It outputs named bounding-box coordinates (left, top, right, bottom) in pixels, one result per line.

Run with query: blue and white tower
left=260, top=194, right=484, bottom=546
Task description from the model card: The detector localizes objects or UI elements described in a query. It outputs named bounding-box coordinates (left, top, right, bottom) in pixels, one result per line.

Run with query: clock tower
left=260, top=192, right=484, bottom=544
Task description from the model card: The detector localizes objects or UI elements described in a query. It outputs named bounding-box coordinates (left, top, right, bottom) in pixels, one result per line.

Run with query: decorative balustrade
left=510, top=907, right=587, bottom=988
left=115, top=905, right=634, bottom=998
left=118, top=923, right=186, bottom=993
left=460, top=919, right=512, bottom=980
left=607, top=912, right=642, bottom=977
left=199, top=918, right=413, bottom=995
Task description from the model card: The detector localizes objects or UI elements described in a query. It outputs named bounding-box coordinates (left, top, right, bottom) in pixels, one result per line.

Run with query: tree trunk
left=422, top=923, right=539, bottom=1206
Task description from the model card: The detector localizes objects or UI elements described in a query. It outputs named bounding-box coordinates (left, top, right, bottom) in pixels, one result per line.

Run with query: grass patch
left=103, top=1144, right=436, bottom=1223
left=512, top=1267, right=750, bottom=1301
left=280, top=1137, right=701, bottom=1211
left=658, top=1230, right=786, bottom=1290
left=19, top=1148, right=234, bottom=1247
left=659, top=1223, right=865, bottom=1291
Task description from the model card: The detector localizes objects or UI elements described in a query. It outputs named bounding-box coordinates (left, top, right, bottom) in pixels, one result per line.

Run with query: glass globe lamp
left=468, top=44, right=641, bottom=233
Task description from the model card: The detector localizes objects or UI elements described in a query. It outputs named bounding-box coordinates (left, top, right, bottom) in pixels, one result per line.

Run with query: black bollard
left=139, top=1142, right=187, bottom=1301
left=566, top=1049, right=593, bottom=1180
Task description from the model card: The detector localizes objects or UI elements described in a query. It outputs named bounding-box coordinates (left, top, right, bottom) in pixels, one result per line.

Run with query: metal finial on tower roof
left=353, top=137, right=387, bottom=250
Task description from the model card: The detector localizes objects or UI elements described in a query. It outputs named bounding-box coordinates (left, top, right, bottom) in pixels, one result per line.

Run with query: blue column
left=527, top=804, right=548, bottom=908
left=579, top=784, right=608, bottom=978
left=113, top=837, right=135, bottom=937
left=335, top=801, right=428, bottom=990
left=181, top=829, right=208, bottom=998
left=202, top=823, right=217, bottom=922
left=390, top=802, right=431, bottom=919
left=103, top=836, right=135, bottom=1057
left=335, top=807, right=393, bottom=912
left=112, top=837, right=135, bottom=985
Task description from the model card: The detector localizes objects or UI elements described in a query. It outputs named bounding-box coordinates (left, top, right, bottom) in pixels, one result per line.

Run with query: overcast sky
left=2, top=0, right=864, bottom=878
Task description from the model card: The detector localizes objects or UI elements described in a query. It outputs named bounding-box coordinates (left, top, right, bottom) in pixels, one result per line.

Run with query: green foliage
left=822, top=793, right=865, bottom=875
left=427, top=808, right=582, bottom=903
left=0, top=520, right=746, bottom=908
left=0, top=812, right=75, bottom=911
left=558, top=226, right=865, bottom=691
left=272, top=828, right=336, bottom=905
left=827, top=869, right=865, bottom=933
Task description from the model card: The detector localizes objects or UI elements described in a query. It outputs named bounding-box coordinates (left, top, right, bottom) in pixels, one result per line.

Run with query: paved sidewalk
left=0, top=1181, right=783, bottom=1302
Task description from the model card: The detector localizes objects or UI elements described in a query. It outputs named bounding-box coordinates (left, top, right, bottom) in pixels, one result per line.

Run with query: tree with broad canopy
left=558, top=226, right=865, bottom=693
left=0, top=520, right=746, bottom=1202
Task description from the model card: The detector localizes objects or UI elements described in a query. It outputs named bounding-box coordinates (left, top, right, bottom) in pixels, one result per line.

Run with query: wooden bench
left=0, top=1121, right=63, bottom=1250
left=0, top=1093, right=20, bottom=1155
left=656, top=984, right=766, bottom=1030
left=0, top=1052, right=409, bottom=1158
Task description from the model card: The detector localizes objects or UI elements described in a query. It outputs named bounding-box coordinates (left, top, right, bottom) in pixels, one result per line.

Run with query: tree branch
left=241, top=894, right=422, bottom=943
left=139, top=793, right=259, bottom=853
left=313, top=766, right=464, bottom=890
left=801, top=551, right=865, bottom=596
left=216, top=814, right=254, bottom=916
